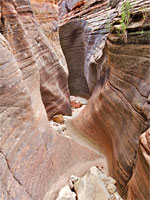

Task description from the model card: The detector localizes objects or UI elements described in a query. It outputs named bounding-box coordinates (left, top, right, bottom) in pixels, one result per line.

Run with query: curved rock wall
left=0, top=0, right=150, bottom=199
left=2, top=0, right=71, bottom=120
left=59, top=20, right=90, bottom=97
left=31, top=0, right=68, bottom=74
left=59, top=0, right=150, bottom=198
left=127, top=129, right=150, bottom=200
left=59, top=0, right=117, bottom=94
left=0, top=32, right=51, bottom=199
left=0, top=1, right=105, bottom=199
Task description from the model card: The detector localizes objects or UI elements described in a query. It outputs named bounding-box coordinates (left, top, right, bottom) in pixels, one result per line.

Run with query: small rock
left=107, top=184, right=116, bottom=194
left=60, top=124, right=66, bottom=131
left=55, top=127, right=64, bottom=135
left=99, top=173, right=116, bottom=186
left=71, top=101, right=82, bottom=109
left=56, top=185, right=76, bottom=200
left=70, top=96, right=88, bottom=105
left=70, top=175, right=79, bottom=183
left=69, top=175, right=79, bottom=189
left=53, top=124, right=66, bottom=135
left=52, top=114, right=64, bottom=124
left=109, top=195, right=117, bottom=200
left=114, top=192, right=123, bottom=200
left=80, top=100, right=88, bottom=105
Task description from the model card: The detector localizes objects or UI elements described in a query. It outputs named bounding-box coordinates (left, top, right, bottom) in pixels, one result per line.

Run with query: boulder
left=56, top=185, right=76, bottom=200
left=74, top=166, right=110, bottom=200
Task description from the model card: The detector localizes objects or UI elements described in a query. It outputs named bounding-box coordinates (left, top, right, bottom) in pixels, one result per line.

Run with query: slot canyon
left=0, top=0, right=150, bottom=199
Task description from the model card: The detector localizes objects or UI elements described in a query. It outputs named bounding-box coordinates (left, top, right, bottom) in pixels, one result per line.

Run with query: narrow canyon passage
left=49, top=95, right=110, bottom=198
left=58, top=0, right=150, bottom=199
left=0, top=0, right=150, bottom=200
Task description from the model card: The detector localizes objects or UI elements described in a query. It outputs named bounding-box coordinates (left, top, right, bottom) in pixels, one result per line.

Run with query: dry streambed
left=50, top=96, right=123, bottom=200
left=49, top=96, right=88, bottom=137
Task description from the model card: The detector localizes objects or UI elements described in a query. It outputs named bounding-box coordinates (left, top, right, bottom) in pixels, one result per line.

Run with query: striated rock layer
left=31, top=0, right=68, bottom=74
left=60, top=20, right=90, bottom=97
left=0, top=1, right=106, bottom=199
left=0, top=31, right=104, bottom=200
left=59, top=0, right=116, bottom=94
left=59, top=0, right=150, bottom=199
left=1, top=0, right=71, bottom=120
left=127, top=129, right=150, bottom=200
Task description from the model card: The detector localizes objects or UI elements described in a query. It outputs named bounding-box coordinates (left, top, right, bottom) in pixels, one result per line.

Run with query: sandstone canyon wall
left=59, top=0, right=150, bottom=199
left=0, top=0, right=150, bottom=199
left=0, top=0, right=106, bottom=199
left=1, top=0, right=71, bottom=120
left=127, top=128, right=150, bottom=200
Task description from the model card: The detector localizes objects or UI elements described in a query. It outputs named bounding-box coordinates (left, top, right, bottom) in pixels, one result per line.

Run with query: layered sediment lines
left=59, top=0, right=150, bottom=199
left=2, top=0, right=71, bottom=120
left=59, top=20, right=90, bottom=97
left=31, top=0, right=68, bottom=74
left=0, top=0, right=150, bottom=199
left=127, top=129, right=150, bottom=200
left=0, top=1, right=106, bottom=199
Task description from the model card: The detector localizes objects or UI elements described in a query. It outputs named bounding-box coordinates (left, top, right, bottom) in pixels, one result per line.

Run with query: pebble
left=61, top=124, right=66, bottom=131
left=53, top=127, right=63, bottom=135
left=114, top=192, right=123, bottom=200
left=69, top=175, right=79, bottom=189
left=70, top=96, right=88, bottom=105
left=107, top=184, right=116, bottom=194
left=53, top=125, right=66, bottom=135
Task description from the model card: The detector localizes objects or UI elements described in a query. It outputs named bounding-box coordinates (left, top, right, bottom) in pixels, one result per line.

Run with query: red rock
left=72, top=0, right=85, bottom=10
left=71, top=101, right=82, bottom=109
left=53, top=114, right=64, bottom=123
left=127, top=129, right=150, bottom=200
left=1, top=0, right=150, bottom=199
left=0, top=32, right=104, bottom=200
